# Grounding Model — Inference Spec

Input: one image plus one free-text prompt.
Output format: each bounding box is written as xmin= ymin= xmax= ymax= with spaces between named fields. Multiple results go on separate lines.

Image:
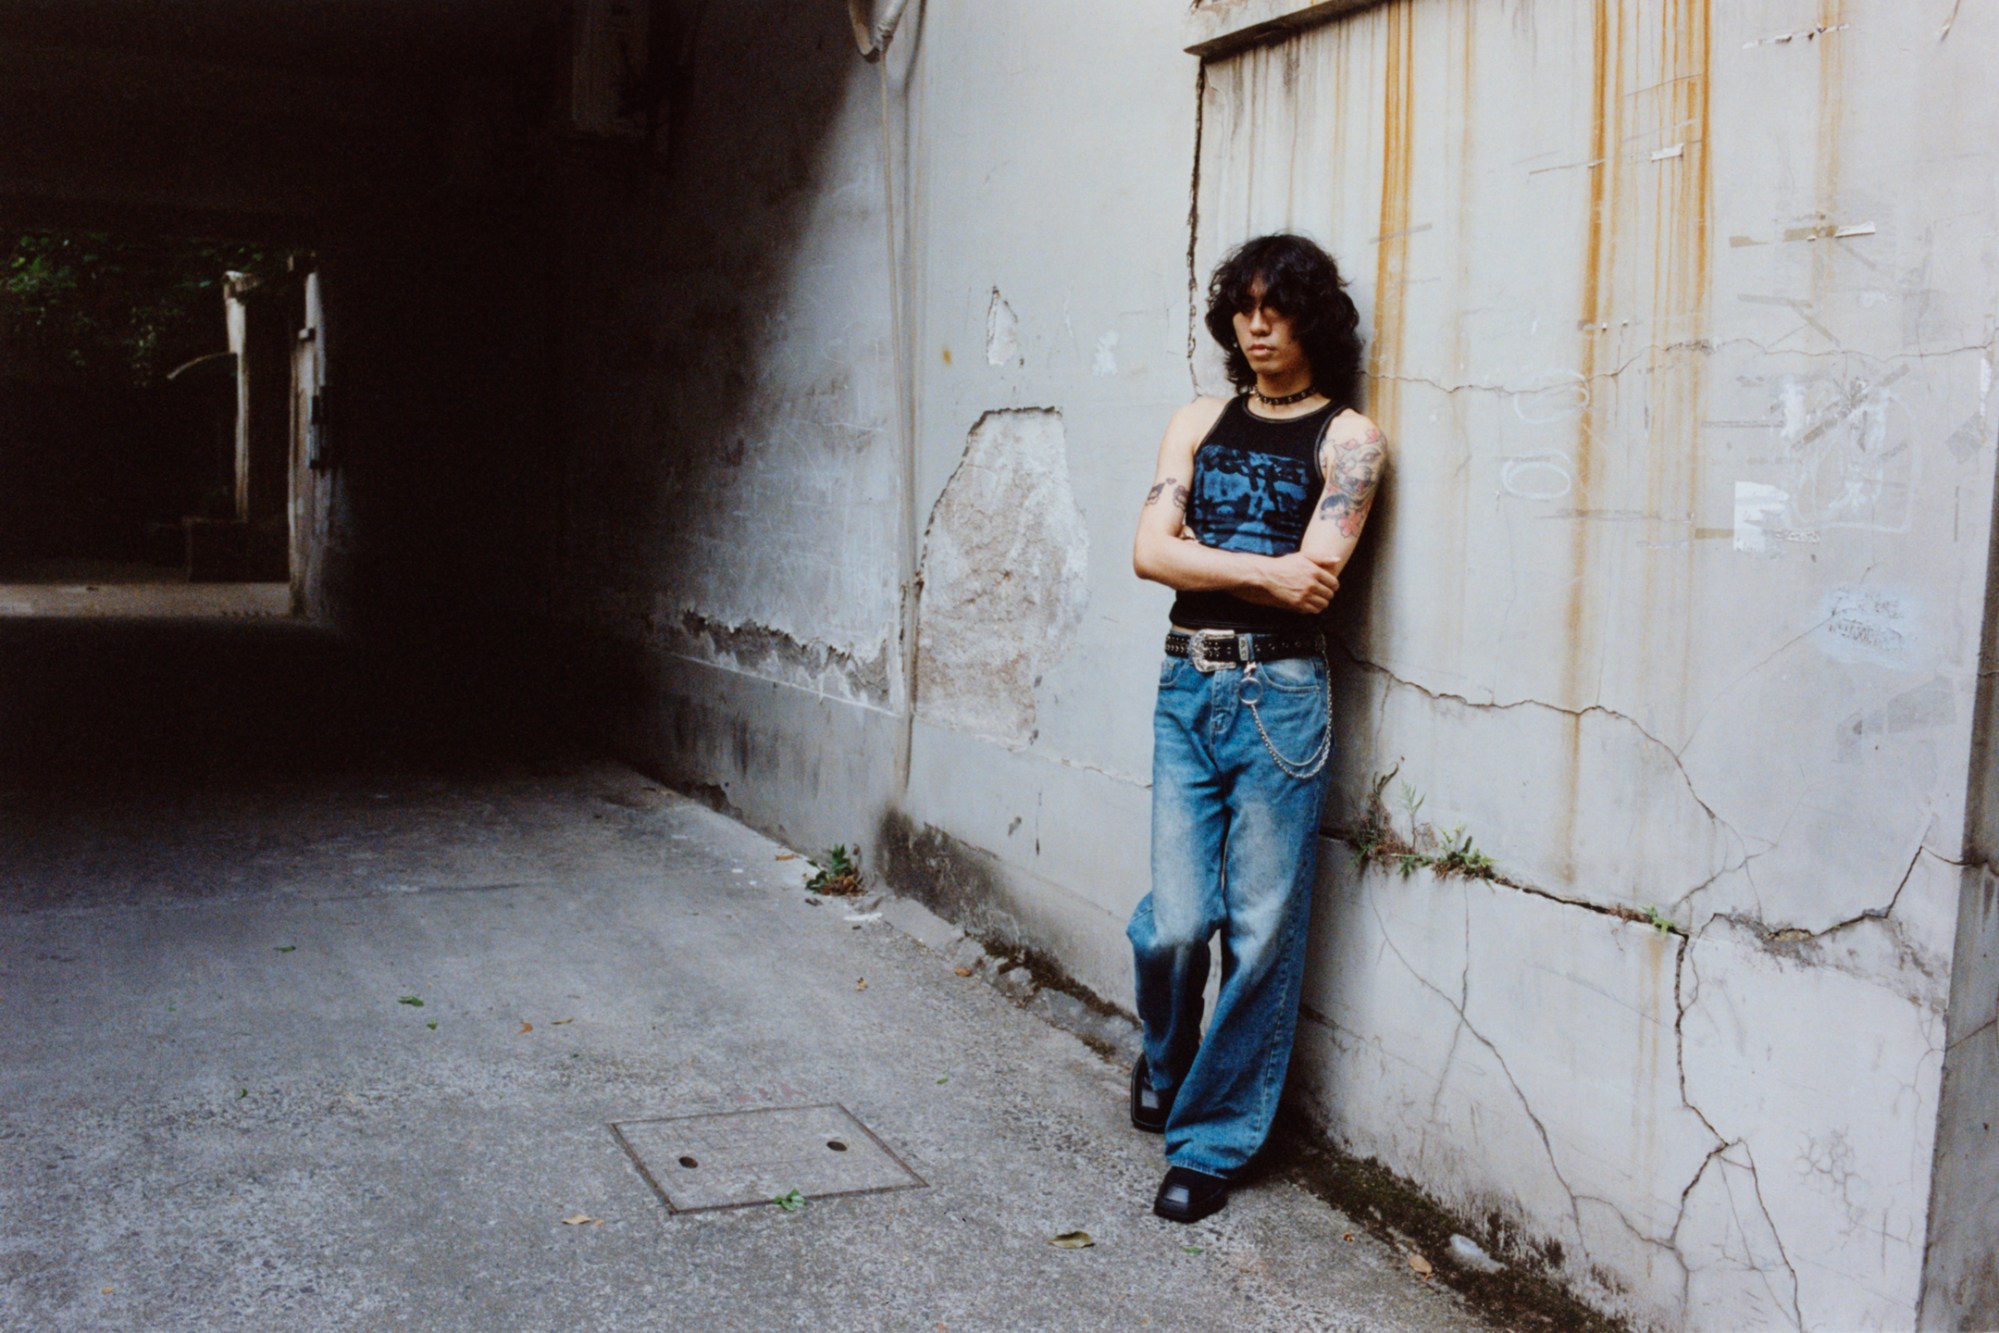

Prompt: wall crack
xmin=1341 ymin=643 xmax=1754 ymax=887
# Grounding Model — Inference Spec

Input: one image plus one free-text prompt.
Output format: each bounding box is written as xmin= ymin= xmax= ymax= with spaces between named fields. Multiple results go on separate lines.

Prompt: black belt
xmin=1165 ymin=628 xmax=1324 ymax=672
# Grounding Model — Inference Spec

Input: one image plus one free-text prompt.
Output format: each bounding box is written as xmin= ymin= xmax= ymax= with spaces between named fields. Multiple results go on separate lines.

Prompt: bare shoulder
xmin=1326 ymin=407 xmax=1388 ymax=452
xmin=1168 ymin=395 xmax=1230 ymax=441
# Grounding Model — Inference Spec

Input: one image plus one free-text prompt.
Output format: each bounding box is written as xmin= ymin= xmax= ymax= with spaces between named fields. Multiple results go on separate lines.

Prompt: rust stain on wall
xmin=1557 ymin=2 xmax=1627 ymax=873
xmin=1811 ymin=0 xmax=1847 ymax=305
xmin=1641 ymin=0 xmax=1714 ymax=745
xmin=1366 ymin=0 xmax=1415 ymax=432
xmin=1435 ymin=0 xmax=1478 ymax=659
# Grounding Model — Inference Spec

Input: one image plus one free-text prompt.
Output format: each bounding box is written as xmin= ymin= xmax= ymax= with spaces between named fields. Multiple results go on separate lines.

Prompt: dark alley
xmin=3 ymin=1 xmax=1998 ymax=1329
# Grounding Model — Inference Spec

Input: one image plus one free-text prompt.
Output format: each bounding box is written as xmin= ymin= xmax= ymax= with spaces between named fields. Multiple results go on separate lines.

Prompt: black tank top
xmin=1169 ymin=396 xmax=1340 ymax=634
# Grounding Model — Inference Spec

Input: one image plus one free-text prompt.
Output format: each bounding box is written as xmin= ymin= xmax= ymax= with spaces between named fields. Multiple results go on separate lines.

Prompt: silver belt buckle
xmin=1187 ymin=629 xmax=1235 ymax=673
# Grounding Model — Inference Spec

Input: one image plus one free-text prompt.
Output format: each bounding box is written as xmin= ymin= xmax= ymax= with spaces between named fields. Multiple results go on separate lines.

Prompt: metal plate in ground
xmin=612 ymin=1103 xmax=925 ymax=1213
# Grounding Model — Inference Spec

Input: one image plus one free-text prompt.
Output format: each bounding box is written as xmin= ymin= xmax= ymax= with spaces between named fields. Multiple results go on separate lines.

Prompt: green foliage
xmin=1347 ymin=772 xmax=1501 ymax=884
xmin=1433 ymin=826 xmax=1496 ymax=881
xmin=772 ymin=1188 xmax=806 ymax=1212
xmin=2 ymin=228 xmax=288 ymax=385
xmin=1644 ymin=904 xmax=1676 ymax=935
xmin=1348 ymin=769 xmax=1399 ymax=870
xmin=1396 ymin=780 xmax=1425 ymax=840
xmin=805 ymin=844 xmax=864 ymax=896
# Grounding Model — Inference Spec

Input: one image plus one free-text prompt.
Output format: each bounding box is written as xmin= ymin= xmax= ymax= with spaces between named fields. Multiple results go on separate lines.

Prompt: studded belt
xmin=1165 ymin=628 xmax=1325 ymax=673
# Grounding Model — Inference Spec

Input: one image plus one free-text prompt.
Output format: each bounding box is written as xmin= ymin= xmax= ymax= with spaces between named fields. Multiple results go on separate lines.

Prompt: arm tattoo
xmin=1145 ymin=477 xmax=1190 ymax=510
xmin=1317 ymin=426 xmax=1385 ymax=538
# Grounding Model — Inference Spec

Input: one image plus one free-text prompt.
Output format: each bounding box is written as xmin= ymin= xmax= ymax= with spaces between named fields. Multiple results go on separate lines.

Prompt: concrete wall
xmin=552 ymin=1 xmax=1998 ymax=1326
xmin=552 ymin=0 xmax=908 ymax=844
xmin=1192 ymin=4 xmax=1996 ymax=1327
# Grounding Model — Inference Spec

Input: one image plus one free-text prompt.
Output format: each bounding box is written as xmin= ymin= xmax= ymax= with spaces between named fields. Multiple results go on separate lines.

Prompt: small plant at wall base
xmin=1342 ymin=771 xmax=1498 ymax=884
xmin=805 ymin=845 xmax=864 ymax=896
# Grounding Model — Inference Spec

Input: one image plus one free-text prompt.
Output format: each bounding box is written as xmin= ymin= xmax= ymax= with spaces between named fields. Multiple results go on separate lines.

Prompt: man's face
xmin=1231 ymin=279 xmax=1306 ymax=382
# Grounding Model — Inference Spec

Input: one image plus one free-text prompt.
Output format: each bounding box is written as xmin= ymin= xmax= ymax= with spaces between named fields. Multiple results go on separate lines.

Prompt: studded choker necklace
xmin=1250 ymin=384 xmax=1317 ymax=408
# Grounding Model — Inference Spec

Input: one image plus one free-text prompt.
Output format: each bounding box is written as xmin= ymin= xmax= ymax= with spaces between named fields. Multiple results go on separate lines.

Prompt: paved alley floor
xmin=0 ymin=757 xmax=1484 ymax=1332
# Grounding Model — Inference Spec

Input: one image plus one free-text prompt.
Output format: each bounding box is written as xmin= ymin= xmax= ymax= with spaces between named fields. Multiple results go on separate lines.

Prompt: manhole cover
xmin=612 ymin=1103 xmax=925 ymax=1214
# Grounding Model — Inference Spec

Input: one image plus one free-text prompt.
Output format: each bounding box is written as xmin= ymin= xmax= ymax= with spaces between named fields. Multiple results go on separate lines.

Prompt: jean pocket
xmin=1256 ymin=655 xmax=1325 ymax=693
xmin=1159 ymin=655 xmax=1179 ymax=686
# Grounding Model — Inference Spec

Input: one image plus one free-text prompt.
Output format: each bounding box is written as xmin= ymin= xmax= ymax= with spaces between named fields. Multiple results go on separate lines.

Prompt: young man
xmin=1128 ymin=233 xmax=1386 ymax=1223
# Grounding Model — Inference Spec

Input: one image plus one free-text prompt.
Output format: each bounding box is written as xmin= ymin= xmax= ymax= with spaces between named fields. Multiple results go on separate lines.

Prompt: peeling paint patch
xmin=1835 ymin=678 xmax=1956 ymax=762
xmin=1944 ymin=412 xmax=1992 ymax=464
xmin=1731 ymin=481 xmax=1816 ymax=554
xmin=985 ymin=288 xmax=1020 ymax=366
xmin=914 ymin=408 xmax=1088 ymax=744
xmin=1742 ymin=22 xmax=1850 ymax=48
xmin=1091 ymin=331 xmax=1119 ymax=377
xmin=665 ymin=611 xmax=891 ymax=705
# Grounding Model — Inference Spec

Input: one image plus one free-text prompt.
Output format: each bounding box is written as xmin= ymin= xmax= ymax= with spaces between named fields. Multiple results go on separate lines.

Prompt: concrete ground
xmin=0 ymin=753 xmax=1485 ymax=1332
xmin=0 ymin=561 xmax=290 ymax=618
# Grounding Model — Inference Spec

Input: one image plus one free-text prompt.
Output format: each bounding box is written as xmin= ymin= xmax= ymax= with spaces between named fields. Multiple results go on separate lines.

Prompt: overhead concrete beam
xmin=1182 ymin=0 xmax=1381 ymax=59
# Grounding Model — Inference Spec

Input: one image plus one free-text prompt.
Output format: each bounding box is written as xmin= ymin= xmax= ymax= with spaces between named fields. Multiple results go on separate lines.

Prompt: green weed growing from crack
xmin=1345 ymin=770 xmax=1497 ymax=884
xmin=804 ymin=845 xmax=864 ymax=897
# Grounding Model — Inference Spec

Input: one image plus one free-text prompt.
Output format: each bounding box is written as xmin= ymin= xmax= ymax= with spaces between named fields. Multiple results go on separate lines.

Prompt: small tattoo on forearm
xmin=1145 ymin=478 xmax=1190 ymax=510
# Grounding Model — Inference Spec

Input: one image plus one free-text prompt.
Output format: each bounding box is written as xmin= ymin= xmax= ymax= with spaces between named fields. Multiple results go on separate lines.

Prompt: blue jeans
xmin=1127 ymin=649 xmax=1334 ymax=1176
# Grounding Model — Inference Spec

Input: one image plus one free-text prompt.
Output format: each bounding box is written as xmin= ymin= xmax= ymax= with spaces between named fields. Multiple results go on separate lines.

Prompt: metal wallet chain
xmin=1240 ymin=657 xmax=1333 ymax=779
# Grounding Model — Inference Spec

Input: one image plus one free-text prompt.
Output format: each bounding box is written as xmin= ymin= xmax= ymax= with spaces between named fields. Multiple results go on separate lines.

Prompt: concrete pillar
xmin=222 ymin=271 xmax=296 ymax=580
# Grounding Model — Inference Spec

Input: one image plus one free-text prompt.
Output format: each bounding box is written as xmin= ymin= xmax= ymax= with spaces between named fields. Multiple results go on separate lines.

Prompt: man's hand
xmin=1257 ymin=552 xmax=1340 ymax=613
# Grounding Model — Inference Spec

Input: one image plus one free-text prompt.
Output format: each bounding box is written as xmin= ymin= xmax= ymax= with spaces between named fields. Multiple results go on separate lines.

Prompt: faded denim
xmin=1127 ymin=650 xmax=1333 ymax=1177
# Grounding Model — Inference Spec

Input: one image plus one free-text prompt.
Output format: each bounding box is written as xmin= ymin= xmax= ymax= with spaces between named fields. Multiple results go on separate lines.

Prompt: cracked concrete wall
xmin=548 ymin=2 xmax=906 ymax=841
xmin=1191 ymin=2 xmax=1999 ymax=1328
xmin=545 ymin=1 xmax=1999 ymax=1326
xmin=1922 ymin=452 xmax=1999 ymax=1326
xmin=914 ymin=408 xmax=1090 ymax=745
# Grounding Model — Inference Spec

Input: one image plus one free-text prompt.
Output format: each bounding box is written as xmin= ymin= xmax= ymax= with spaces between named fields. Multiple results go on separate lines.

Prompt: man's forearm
xmin=1134 ymin=535 xmax=1274 ymax=598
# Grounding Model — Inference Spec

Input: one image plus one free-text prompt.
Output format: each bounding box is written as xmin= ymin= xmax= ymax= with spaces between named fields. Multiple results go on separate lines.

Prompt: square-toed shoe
xmin=1152 ymin=1165 xmax=1229 ymax=1223
xmin=1129 ymin=1055 xmax=1172 ymax=1133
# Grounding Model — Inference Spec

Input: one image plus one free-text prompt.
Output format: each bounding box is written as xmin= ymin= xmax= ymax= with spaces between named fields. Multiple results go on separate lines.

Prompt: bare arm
xmin=1296 ymin=410 xmax=1388 ymax=575
xmin=1132 ymin=399 xmax=1342 ymax=612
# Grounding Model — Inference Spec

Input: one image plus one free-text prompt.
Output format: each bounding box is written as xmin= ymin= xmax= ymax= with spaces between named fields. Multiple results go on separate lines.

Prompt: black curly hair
xmin=1204 ymin=233 xmax=1364 ymax=408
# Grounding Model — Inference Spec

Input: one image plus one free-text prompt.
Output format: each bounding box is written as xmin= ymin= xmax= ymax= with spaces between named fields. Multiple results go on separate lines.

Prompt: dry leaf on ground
xmin=1050 ymin=1230 xmax=1095 ymax=1248
xmin=855 ymin=978 xmax=868 ymax=991
xmin=561 ymin=1213 xmax=600 ymax=1226
xmin=518 ymin=1021 xmax=534 ymax=1034
xmin=953 ymin=967 xmax=973 ymax=977
xmin=1406 ymin=1251 xmax=1434 ymax=1277
xmin=551 ymin=1018 xmax=573 ymax=1026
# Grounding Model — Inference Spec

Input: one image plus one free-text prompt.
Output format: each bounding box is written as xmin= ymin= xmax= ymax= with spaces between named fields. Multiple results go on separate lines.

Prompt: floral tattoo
xmin=1317 ymin=426 xmax=1385 ymax=538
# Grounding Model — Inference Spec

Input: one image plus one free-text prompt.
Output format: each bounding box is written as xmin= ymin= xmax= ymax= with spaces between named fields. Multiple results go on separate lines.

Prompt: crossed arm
xmin=1131 ymin=397 xmax=1387 ymax=614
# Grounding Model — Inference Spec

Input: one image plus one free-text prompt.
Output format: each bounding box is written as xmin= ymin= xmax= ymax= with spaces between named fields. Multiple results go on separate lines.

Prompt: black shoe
xmin=1152 ymin=1165 xmax=1229 ymax=1223
xmin=1129 ymin=1055 xmax=1172 ymax=1133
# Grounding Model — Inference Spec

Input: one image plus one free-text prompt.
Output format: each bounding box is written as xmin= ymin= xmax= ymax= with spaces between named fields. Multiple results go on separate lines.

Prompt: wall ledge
xmin=1183 ymin=0 xmax=1380 ymax=59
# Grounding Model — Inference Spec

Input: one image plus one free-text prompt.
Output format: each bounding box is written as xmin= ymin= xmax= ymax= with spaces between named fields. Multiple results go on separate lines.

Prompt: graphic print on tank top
xmin=1170 ymin=397 xmax=1335 ymax=633
xmin=1187 ymin=440 xmax=1316 ymax=556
